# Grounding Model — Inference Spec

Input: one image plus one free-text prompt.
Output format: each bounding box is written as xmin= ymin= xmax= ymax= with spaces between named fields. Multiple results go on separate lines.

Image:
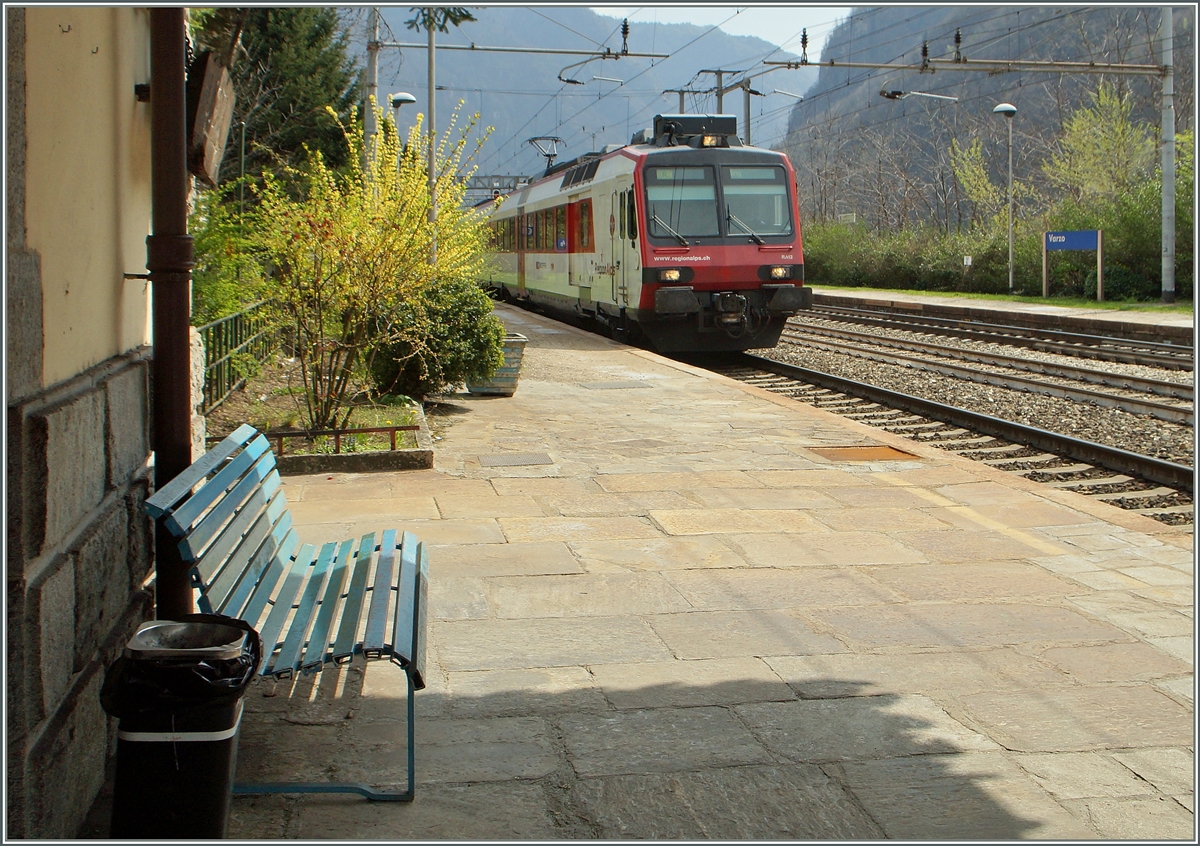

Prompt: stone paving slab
xmin=727 ymin=530 xmax=928 ymax=567
xmin=569 ymin=764 xmax=885 ymax=839
xmin=232 ymin=303 xmax=1193 ymax=841
xmin=486 ymin=572 xmax=693 ymax=618
xmin=568 ymin=535 xmax=746 ymax=572
xmin=832 ymin=752 xmax=1098 ymax=839
xmin=646 ymin=609 xmax=848 ymax=659
xmin=433 ymin=616 xmax=673 ymax=671
xmin=736 ymin=693 xmax=999 ymax=763
xmin=560 ymin=706 xmax=773 ymax=776
xmin=956 ymin=686 xmax=1194 ymax=752
xmin=588 ymin=657 xmax=796 ymax=709
xmin=806 ymin=601 xmax=1132 ymax=650
xmin=764 ymin=648 xmax=1071 ymax=700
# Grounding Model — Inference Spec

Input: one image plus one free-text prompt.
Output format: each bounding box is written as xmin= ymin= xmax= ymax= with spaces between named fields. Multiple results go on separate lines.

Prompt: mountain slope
xmin=363 ymin=6 xmax=816 ymax=180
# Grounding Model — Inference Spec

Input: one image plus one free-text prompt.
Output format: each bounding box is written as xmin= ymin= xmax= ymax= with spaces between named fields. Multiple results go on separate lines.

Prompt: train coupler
xmin=713 ymin=292 xmax=749 ymax=329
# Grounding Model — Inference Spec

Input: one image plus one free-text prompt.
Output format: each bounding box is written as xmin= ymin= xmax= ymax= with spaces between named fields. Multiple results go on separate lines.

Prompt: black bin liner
xmin=101 ymin=614 xmax=262 ymax=839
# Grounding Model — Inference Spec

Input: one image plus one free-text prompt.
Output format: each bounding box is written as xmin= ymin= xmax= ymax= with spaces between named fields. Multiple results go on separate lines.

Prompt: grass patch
xmin=206 ymin=357 xmax=423 ymax=453
xmin=809 ymin=284 xmax=1194 ymax=315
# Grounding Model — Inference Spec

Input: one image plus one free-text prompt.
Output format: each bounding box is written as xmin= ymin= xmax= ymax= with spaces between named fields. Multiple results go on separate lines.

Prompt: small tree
xmin=253 ymin=101 xmax=493 ymax=429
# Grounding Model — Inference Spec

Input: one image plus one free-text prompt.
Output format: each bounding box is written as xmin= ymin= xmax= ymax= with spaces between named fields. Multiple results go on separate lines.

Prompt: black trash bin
xmin=101 ymin=613 xmax=261 ymax=839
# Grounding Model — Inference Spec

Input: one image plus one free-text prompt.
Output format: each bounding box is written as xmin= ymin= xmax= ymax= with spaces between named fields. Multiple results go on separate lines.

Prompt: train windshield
xmin=721 ymin=166 xmax=793 ymax=236
xmin=645 ymin=166 xmax=720 ymax=238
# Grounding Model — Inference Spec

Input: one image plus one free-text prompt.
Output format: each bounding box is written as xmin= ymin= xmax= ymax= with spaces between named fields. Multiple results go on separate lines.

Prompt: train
xmin=482 ymin=114 xmax=811 ymax=352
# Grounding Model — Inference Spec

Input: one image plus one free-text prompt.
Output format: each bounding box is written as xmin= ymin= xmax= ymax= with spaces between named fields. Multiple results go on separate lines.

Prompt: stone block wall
xmin=6 ymin=349 xmax=155 ymax=838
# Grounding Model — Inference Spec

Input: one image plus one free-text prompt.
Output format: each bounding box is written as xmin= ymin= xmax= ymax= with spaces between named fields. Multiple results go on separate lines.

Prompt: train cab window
xmin=720 ymin=166 xmax=793 ymax=236
xmin=645 ymin=166 xmax=719 ymax=238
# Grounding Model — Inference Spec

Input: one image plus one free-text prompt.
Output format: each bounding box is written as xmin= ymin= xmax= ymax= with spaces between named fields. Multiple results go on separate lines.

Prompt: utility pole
xmin=428 ymin=20 xmax=436 ymax=263
xmin=365 ymin=7 xmax=379 ymax=145
xmin=1161 ymin=7 xmax=1175 ymax=303
xmin=663 ymin=88 xmax=693 ymax=112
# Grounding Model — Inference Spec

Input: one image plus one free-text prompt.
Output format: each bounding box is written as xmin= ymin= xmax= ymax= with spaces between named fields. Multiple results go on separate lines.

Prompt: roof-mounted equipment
xmin=647 ymin=114 xmax=740 ymax=148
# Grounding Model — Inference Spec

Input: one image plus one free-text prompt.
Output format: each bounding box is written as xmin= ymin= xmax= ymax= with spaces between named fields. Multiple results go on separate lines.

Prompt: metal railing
xmin=206 ymin=425 xmax=420 ymax=454
xmin=198 ymin=300 xmax=276 ymax=414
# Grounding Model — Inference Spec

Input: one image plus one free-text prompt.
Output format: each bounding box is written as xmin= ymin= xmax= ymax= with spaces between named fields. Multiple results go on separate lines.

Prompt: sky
xmin=590 ymin=5 xmax=852 ymax=56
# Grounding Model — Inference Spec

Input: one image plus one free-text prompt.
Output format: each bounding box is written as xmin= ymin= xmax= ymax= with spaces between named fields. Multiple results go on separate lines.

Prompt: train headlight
xmin=700 ymin=135 xmax=720 ymax=147
xmin=658 ymin=268 xmax=683 ymax=282
xmin=769 ymin=265 xmax=793 ymax=280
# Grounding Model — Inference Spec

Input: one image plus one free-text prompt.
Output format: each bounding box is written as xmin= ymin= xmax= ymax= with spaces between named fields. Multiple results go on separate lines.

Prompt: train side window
xmin=555 ymin=205 xmax=567 ymax=252
xmin=579 ymin=199 xmax=591 ymax=250
xmin=627 ymin=190 xmax=637 ymax=242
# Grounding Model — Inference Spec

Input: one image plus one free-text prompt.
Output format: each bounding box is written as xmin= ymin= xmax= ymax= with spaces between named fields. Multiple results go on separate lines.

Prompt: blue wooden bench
xmin=143 ymin=423 xmax=428 ymax=802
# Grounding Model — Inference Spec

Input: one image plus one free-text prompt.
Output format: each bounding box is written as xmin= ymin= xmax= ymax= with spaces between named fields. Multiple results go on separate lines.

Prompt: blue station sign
xmin=1045 ymin=230 xmax=1099 ymax=251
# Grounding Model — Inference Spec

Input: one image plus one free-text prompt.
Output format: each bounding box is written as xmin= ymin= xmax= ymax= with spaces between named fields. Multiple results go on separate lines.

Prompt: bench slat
xmin=235 ymin=525 xmax=298 ymax=625
xmin=145 ymin=423 xmax=258 ymax=518
xmin=332 ymin=533 xmax=376 ymax=663
xmin=166 ymin=434 xmax=271 ymax=535
xmin=178 ymin=451 xmax=276 ymax=561
xmin=301 ymin=538 xmax=355 ymax=673
xmin=272 ymin=541 xmax=337 ymax=677
xmin=257 ymin=543 xmax=316 ymax=666
xmin=184 ymin=472 xmax=281 ymax=586
xmin=390 ymin=533 xmax=427 ymax=690
xmin=391 ymin=532 xmax=418 ymax=666
xmin=362 ymin=529 xmax=398 ymax=658
xmin=204 ymin=492 xmax=289 ymax=615
xmin=411 ymin=542 xmax=428 ymax=689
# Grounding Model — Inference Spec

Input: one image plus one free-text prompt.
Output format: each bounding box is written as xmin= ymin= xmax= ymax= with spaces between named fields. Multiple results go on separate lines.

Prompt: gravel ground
xmin=766 ymin=316 xmax=1195 ymax=467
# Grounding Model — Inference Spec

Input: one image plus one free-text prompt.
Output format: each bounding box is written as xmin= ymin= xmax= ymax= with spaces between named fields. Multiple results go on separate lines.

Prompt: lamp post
xmin=993 ymin=102 xmax=1017 ymax=294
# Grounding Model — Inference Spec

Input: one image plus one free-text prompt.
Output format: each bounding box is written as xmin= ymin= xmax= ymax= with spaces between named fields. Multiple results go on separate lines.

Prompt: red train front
xmin=486 ymin=114 xmax=812 ymax=352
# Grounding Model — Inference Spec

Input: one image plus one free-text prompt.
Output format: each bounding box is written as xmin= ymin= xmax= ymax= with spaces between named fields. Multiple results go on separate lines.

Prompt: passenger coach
xmin=484 ymin=114 xmax=811 ymax=352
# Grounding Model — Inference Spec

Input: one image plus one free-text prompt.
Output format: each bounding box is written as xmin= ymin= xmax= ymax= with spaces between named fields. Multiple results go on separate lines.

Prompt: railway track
xmin=778 ymin=325 xmax=1194 ymax=425
xmin=809 ymin=303 xmax=1195 ymax=370
xmin=708 ymin=353 xmax=1194 ymax=526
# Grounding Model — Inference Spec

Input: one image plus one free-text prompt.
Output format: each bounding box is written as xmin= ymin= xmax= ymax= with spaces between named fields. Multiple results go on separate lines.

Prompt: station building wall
xmin=6 ymin=7 xmax=157 ymax=837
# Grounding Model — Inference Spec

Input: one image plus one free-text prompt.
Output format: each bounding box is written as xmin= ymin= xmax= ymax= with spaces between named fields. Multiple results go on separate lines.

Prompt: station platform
xmin=229 ymin=302 xmax=1193 ymax=840
xmin=811 ymin=286 xmax=1194 ymax=344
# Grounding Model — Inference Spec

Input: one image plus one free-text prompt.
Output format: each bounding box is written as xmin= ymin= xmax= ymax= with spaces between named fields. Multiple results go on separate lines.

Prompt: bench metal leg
xmin=234 ymin=672 xmax=416 ymax=802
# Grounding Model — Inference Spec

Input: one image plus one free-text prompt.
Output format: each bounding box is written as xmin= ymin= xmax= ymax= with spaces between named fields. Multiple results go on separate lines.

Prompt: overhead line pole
xmin=1160 ymin=7 xmax=1175 ymax=304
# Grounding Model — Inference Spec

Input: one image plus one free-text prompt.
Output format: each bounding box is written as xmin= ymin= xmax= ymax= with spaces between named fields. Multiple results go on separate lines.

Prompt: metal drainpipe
xmin=148 ymin=8 xmax=196 ymax=619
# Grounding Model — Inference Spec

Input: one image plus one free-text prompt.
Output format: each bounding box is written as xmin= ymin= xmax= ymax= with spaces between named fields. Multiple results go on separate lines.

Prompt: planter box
xmin=274 ymin=405 xmax=435 ymax=475
xmin=467 ymin=333 xmax=528 ymax=397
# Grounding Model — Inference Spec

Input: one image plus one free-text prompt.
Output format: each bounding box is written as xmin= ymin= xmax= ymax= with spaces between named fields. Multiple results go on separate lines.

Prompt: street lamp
xmin=879 ymin=89 xmax=959 ymax=102
xmin=390 ymin=91 xmax=416 ymax=125
xmin=993 ymin=102 xmax=1017 ymax=294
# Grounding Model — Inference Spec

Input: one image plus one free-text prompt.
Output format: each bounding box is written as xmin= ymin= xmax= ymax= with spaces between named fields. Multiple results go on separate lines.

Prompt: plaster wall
xmin=24 ymin=6 xmax=153 ymax=387
xmin=7 ymin=7 xmax=156 ymax=837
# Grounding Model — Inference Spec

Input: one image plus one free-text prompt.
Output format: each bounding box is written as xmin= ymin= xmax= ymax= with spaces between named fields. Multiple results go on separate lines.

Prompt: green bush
xmin=370 ymin=276 xmax=505 ymax=401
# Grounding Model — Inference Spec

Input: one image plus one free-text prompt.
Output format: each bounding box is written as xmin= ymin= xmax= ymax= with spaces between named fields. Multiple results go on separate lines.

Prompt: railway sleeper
xmin=975 ymin=452 xmax=1063 ymax=465
xmin=1032 ymin=466 xmax=1118 ymax=484
xmin=883 ymin=420 xmax=945 ymax=434
xmin=1090 ymin=486 xmax=1182 ymax=502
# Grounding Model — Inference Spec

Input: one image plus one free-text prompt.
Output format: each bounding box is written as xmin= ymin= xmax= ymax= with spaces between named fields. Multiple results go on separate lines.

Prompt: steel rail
xmin=810 ymin=306 xmax=1194 ymax=369
xmin=739 ymin=353 xmax=1195 ymax=492
xmin=782 ymin=324 xmax=1193 ymax=400
xmin=777 ymin=333 xmax=1193 ymax=425
xmin=813 ymin=304 xmax=1193 ymax=355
